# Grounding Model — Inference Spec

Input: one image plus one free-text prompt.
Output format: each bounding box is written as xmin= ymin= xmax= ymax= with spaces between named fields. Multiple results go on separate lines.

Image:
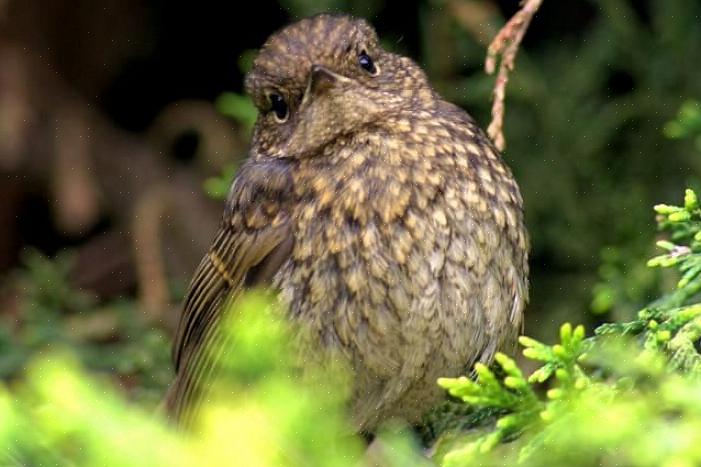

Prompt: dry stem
xmin=485 ymin=0 xmax=543 ymax=151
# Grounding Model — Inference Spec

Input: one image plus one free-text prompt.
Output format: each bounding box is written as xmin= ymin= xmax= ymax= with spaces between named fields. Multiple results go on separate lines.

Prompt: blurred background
xmin=0 ymin=0 xmax=699 ymax=405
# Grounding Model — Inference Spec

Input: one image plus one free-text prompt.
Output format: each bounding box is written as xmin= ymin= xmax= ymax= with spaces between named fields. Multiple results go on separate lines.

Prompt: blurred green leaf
xmin=215 ymin=92 xmax=258 ymax=129
xmin=203 ymin=164 xmax=237 ymax=200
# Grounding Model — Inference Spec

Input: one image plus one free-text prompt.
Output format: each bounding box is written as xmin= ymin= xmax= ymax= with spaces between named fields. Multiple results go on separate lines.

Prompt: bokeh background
xmin=0 ymin=0 xmax=699 ymax=404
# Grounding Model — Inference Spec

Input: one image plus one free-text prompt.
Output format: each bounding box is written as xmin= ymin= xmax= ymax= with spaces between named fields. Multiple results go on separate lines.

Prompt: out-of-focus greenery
xmin=590 ymin=98 xmax=701 ymax=323
xmin=203 ymin=163 xmax=238 ymax=199
xmin=0 ymin=293 xmax=431 ymax=466
xmin=215 ymin=92 xmax=257 ymax=130
xmin=664 ymin=100 xmax=701 ymax=147
xmin=0 ymin=250 xmax=172 ymax=407
xmin=204 ymin=51 xmax=257 ymax=200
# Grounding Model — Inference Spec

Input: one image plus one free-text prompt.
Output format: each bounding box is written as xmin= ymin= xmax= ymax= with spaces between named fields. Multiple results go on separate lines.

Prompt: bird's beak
xmin=309 ymin=64 xmax=343 ymax=95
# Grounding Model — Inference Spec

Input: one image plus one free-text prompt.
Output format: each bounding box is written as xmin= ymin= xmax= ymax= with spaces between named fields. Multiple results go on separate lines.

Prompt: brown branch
xmin=485 ymin=0 xmax=543 ymax=151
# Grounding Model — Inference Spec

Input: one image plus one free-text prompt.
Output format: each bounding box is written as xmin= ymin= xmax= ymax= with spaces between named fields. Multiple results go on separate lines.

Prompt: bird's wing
xmin=166 ymin=158 xmax=294 ymax=421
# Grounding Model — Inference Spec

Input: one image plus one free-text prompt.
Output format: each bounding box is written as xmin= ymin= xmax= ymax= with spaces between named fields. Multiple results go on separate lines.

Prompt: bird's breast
xmin=274 ymin=119 xmax=528 ymax=372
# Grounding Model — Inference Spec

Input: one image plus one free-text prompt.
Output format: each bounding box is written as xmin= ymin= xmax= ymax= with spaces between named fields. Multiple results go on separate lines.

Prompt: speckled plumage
xmin=166 ymin=14 xmax=529 ymax=431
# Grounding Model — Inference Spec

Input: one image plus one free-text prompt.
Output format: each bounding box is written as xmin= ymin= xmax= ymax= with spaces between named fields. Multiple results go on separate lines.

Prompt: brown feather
xmin=166 ymin=158 xmax=293 ymax=421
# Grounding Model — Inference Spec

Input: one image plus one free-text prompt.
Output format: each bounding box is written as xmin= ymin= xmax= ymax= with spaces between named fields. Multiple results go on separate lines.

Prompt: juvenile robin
xmin=166 ymin=13 xmax=529 ymax=431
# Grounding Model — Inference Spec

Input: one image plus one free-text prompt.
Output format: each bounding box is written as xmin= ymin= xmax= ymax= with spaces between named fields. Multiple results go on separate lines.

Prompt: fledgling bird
xmin=166 ymin=13 xmax=529 ymax=431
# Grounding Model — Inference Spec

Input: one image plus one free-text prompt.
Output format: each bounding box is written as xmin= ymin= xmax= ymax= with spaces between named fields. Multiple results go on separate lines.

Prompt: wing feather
xmin=165 ymin=158 xmax=294 ymax=422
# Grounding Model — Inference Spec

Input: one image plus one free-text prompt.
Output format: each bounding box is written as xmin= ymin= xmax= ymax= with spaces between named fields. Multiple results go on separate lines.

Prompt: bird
xmin=165 ymin=13 xmax=529 ymax=432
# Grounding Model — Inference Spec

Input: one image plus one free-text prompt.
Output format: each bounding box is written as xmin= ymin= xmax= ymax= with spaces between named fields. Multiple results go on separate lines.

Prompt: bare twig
xmin=485 ymin=0 xmax=543 ymax=151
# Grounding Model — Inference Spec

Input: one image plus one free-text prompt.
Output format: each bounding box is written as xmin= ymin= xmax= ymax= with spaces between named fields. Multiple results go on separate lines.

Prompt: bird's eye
xmin=358 ymin=51 xmax=378 ymax=76
xmin=269 ymin=93 xmax=288 ymax=122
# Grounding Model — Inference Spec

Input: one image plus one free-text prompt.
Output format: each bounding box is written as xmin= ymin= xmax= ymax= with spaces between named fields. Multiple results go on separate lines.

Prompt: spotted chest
xmin=273 ymin=109 xmax=528 ymax=380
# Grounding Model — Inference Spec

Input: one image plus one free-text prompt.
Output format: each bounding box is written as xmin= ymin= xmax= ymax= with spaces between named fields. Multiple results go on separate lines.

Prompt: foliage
xmin=0 ymin=250 xmax=172 ymax=406
xmin=203 ymin=163 xmax=237 ymax=200
xmin=437 ymin=188 xmax=701 ymax=466
xmin=589 ymin=244 xmax=659 ymax=320
xmin=0 ymin=293 xmax=434 ymax=466
xmin=215 ymin=92 xmax=258 ymax=130
xmin=590 ymin=97 xmax=701 ymax=322
xmin=664 ymin=100 xmax=701 ymax=149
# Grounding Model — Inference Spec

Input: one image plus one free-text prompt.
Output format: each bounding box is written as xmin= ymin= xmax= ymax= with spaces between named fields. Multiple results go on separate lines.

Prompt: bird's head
xmin=244 ymin=14 xmax=433 ymax=158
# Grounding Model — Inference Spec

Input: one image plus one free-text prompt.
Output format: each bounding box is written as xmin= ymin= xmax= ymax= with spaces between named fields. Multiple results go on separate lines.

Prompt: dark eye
xmin=269 ymin=93 xmax=288 ymax=121
xmin=358 ymin=51 xmax=378 ymax=75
